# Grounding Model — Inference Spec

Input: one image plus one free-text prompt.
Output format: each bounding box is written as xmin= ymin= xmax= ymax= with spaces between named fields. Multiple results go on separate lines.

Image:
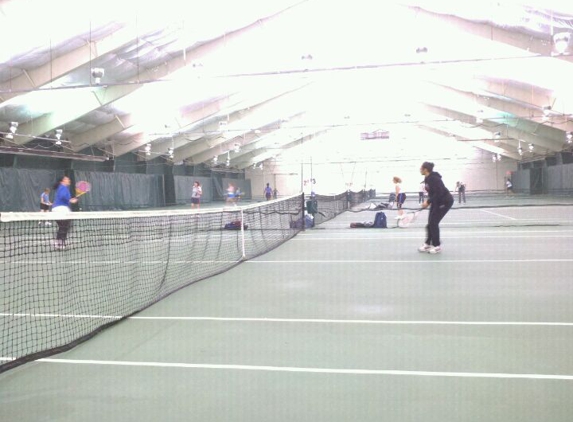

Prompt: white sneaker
xmin=45 ymin=222 xmax=52 ymax=227
xmin=394 ymin=215 xmax=404 ymax=220
xmin=428 ymin=246 xmax=442 ymax=254
xmin=418 ymin=244 xmax=431 ymax=252
xmin=52 ymin=240 xmax=65 ymax=250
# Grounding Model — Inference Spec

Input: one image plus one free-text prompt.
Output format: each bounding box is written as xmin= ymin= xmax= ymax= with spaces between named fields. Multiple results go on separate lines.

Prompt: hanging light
xmin=167 ymin=147 xmax=174 ymax=158
xmin=54 ymin=129 xmax=63 ymax=145
xmin=213 ymin=155 xmax=218 ymax=163
xmin=566 ymin=132 xmax=572 ymax=143
xmin=553 ymin=32 xmax=571 ymax=55
xmin=528 ymin=143 xmax=534 ymax=152
xmin=542 ymin=106 xmax=552 ymax=122
xmin=144 ymin=144 xmax=151 ymax=152
xmin=233 ymin=143 xmax=240 ymax=153
xmin=5 ymin=122 xmax=18 ymax=140
xmin=91 ymin=67 xmax=105 ymax=85
xmin=493 ymin=131 xmax=501 ymax=142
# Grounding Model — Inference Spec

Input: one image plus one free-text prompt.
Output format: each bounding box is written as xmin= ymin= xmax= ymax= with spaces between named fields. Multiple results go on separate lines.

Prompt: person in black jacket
xmin=418 ymin=162 xmax=453 ymax=254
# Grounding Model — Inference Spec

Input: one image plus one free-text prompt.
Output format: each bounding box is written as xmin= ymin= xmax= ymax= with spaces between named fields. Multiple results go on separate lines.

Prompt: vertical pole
xmin=301 ymin=192 xmax=306 ymax=232
xmin=240 ymin=208 xmax=246 ymax=259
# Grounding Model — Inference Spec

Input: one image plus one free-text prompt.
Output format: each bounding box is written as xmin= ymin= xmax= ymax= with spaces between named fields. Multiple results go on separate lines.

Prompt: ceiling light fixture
xmin=542 ymin=106 xmax=552 ymax=121
xmin=493 ymin=131 xmax=501 ymax=142
xmin=91 ymin=67 xmax=105 ymax=85
xmin=5 ymin=122 xmax=18 ymax=140
xmin=54 ymin=129 xmax=63 ymax=146
xmin=553 ymin=32 xmax=571 ymax=55
xmin=566 ymin=132 xmax=573 ymax=143
xmin=528 ymin=143 xmax=534 ymax=152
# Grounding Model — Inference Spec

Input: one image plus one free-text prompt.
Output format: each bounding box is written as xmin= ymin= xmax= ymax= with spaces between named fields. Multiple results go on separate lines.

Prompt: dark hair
xmin=194 ymin=181 xmax=200 ymax=186
xmin=421 ymin=161 xmax=434 ymax=172
xmin=52 ymin=175 xmax=66 ymax=190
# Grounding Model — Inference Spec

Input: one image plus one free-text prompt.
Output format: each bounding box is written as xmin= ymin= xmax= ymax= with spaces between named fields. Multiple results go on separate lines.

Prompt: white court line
xmin=0 ymin=260 xmax=239 ymax=265
xmin=0 ymin=313 xmax=121 ymax=319
xmin=479 ymin=209 xmax=517 ymax=220
xmin=298 ymin=229 xmax=573 ymax=236
xmin=2 ymin=313 xmax=573 ymax=327
xmin=291 ymin=235 xmax=573 ymax=240
xmin=247 ymin=259 xmax=573 ymax=264
xmin=2 ymin=258 xmax=572 ymax=265
xmin=2 ymin=357 xmax=572 ymax=380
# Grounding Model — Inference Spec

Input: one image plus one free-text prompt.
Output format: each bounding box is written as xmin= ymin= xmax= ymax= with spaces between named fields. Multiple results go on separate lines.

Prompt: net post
xmin=301 ymin=193 xmax=306 ymax=232
xmin=240 ymin=208 xmax=246 ymax=259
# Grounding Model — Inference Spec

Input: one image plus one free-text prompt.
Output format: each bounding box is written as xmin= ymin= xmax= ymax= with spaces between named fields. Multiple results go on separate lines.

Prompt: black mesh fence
xmin=0 ymin=194 xmax=303 ymax=372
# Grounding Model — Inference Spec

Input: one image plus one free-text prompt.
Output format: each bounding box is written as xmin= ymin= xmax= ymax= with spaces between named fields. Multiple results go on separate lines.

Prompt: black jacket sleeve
xmin=425 ymin=172 xmax=450 ymax=205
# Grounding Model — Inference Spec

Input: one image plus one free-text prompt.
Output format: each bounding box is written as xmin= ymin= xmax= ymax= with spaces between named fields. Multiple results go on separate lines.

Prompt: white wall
xmin=246 ymin=143 xmax=517 ymax=197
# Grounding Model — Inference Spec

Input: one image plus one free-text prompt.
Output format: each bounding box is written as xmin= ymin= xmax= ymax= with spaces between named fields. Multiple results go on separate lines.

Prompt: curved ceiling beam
xmin=10 ymin=5 xmax=298 ymax=146
xmin=234 ymin=130 xmax=328 ymax=169
xmin=421 ymin=104 xmax=566 ymax=153
xmin=416 ymin=123 xmax=521 ymax=161
xmin=173 ymin=87 xmax=311 ymax=162
xmin=407 ymin=5 xmax=573 ymax=63
xmin=0 ymin=26 xmax=140 ymax=101
xmin=71 ymin=93 xmax=240 ymax=152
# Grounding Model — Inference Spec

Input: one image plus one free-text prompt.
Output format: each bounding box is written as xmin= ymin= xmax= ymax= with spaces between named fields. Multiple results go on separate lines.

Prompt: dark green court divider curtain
xmin=544 ymin=166 xmax=562 ymax=194
xmin=511 ymin=169 xmax=530 ymax=194
xmin=563 ymin=164 xmax=573 ymax=191
xmin=0 ymin=168 xmax=59 ymax=211
xmin=219 ymin=177 xmax=252 ymax=200
xmin=73 ymin=171 xmax=164 ymax=210
xmin=173 ymin=176 xmax=212 ymax=204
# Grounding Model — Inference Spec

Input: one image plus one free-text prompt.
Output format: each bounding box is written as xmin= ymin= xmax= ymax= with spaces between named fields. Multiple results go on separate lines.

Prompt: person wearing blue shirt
xmin=51 ymin=176 xmax=77 ymax=250
xmin=264 ymin=183 xmax=272 ymax=201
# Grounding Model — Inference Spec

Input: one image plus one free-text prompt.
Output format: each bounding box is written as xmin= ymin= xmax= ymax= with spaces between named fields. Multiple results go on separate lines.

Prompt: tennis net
xmin=342 ymin=191 xmax=573 ymax=229
xmin=308 ymin=192 xmax=350 ymax=226
xmin=0 ymin=194 xmax=304 ymax=372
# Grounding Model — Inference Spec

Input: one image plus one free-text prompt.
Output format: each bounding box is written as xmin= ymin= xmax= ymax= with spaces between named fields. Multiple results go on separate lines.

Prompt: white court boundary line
xmin=2 ymin=313 xmax=573 ymax=327
xmin=247 ymin=259 xmax=573 ymax=264
xmin=479 ymin=209 xmax=517 ymax=220
xmin=0 ymin=357 xmax=571 ymax=380
xmin=2 ymin=258 xmax=573 ymax=265
xmin=292 ymin=235 xmax=573 ymax=240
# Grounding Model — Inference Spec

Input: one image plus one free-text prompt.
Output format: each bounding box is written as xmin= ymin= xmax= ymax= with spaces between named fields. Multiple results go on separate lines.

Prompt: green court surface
xmin=1 ymin=204 xmax=573 ymax=422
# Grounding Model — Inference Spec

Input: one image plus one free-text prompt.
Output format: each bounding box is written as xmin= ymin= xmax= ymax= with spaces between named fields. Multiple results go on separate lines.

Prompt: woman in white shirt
xmin=393 ymin=176 xmax=406 ymax=219
xmin=191 ymin=181 xmax=202 ymax=209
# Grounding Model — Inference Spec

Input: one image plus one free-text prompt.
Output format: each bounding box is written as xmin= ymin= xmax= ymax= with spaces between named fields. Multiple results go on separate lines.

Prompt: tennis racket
xmin=397 ymin=209 xmax=422 ymax=228
xmin=75 ymin=180 xmax=92 ymax=198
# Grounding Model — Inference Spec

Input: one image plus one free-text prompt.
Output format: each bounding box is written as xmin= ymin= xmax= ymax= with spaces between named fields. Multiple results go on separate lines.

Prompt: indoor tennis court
xmin=1 ymin=195 xmax=573 ymax=422
xmin=2 ymin=1 xmax=573 ymax=421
